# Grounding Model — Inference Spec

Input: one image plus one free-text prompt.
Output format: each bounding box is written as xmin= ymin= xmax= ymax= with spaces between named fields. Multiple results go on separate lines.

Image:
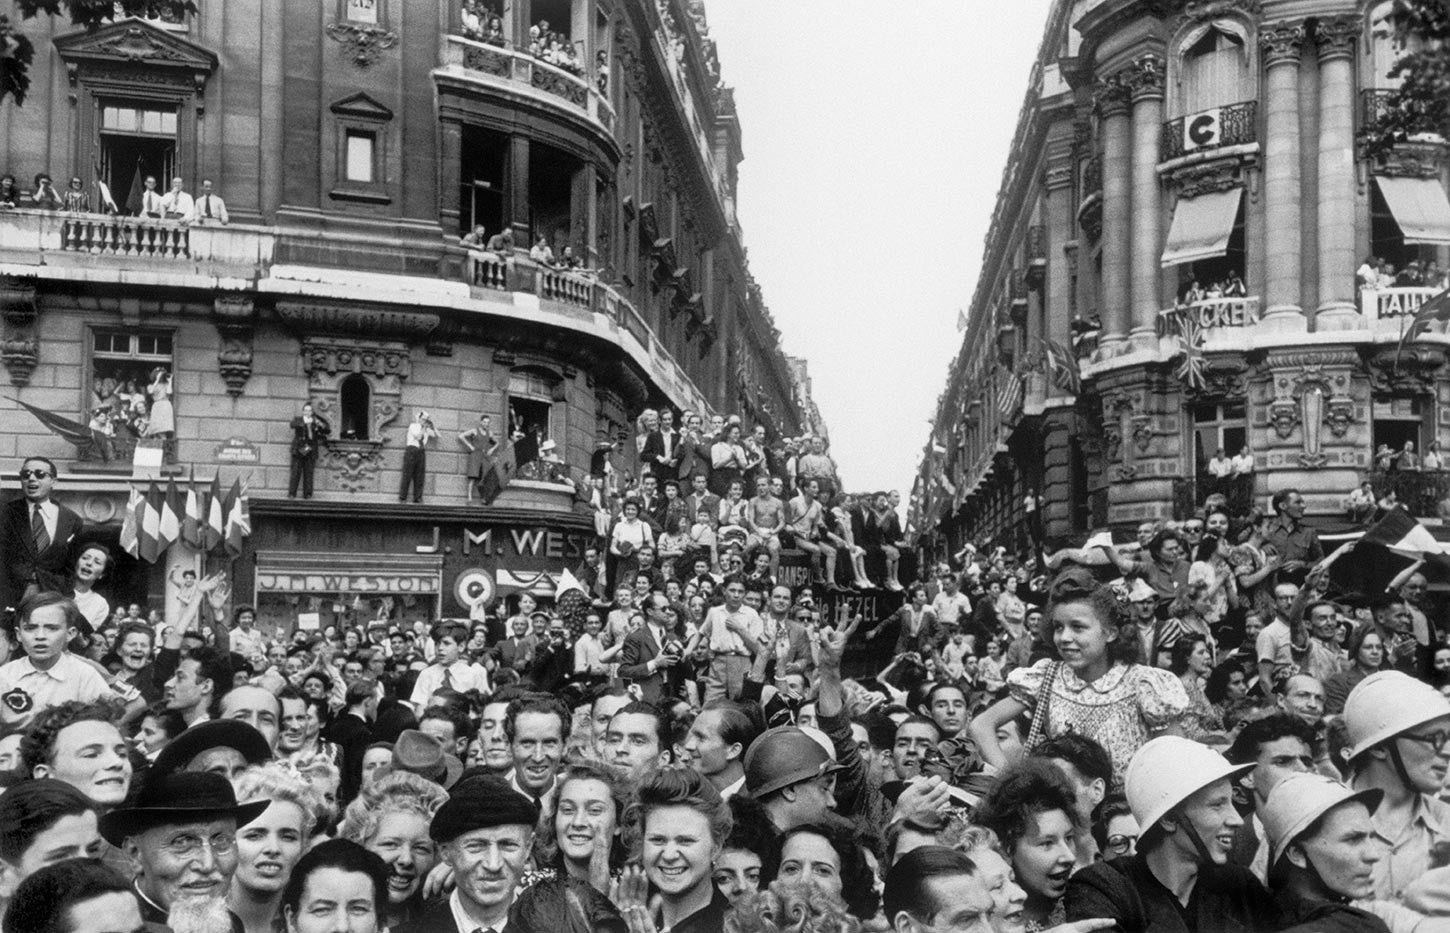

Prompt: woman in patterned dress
xmin=969 ymin=568 xmax=1191 ymax=791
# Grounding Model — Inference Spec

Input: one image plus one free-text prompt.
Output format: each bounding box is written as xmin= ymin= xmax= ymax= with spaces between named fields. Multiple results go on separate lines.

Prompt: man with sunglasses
xmin=1344 ymin=670 xmax=1450 ymax=904
xmin=1 ymin=457 xmax=84 ymax=614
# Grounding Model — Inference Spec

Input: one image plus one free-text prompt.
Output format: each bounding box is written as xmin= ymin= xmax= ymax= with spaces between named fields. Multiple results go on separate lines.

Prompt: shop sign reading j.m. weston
xmin=461 ymin=526 xmax=595 ymax=561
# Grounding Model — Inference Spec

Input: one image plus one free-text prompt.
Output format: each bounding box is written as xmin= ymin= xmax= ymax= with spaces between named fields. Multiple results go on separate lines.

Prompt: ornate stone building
xmin=911 ymin=0 xmax=1450 ymax=559
xmin=0 ymin=0 xmax=807 ymax=629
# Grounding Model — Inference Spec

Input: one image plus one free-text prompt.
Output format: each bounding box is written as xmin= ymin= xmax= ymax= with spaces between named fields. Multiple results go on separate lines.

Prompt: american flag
xmin=998 ymin=370 xmax=1025 ymax=419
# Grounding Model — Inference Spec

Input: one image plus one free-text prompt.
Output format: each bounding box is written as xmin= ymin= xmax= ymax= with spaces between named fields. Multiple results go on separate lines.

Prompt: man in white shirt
xmin=930 ymin=571 xmax=972 ymax=635
xmin=690 ymin=577 xmax=763 ymax=702
xmin=409 ymin=622 xmax=490 ymax=713
xmin=1208 ymin=447 xmax=1234 ymax=481
xmin=138 ymin=176 xmax=164 ymax=218
xmin=159 ymin=177 xmax=193 ymax=221
xmin=398 ymin=409 xmax=438 ymax=504
xmin=1256 ymin=582 xmax=1300 ymax=696
xmin=187 ymin=179 xmax=229 ymax=225
xmin=1232 ymin=445 xmax=1255 ymax=476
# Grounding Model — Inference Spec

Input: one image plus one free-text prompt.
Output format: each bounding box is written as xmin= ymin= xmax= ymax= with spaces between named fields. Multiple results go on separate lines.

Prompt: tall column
xmin=1044 ymin=161 xmax=1075 ymax=377
xmin=1316 ymin=16 xmax=1362 ymax=329
xmin=1096 ymin=75 xmax=1133 ymax=357
xmin=508 ymin=135 xmax=531 ymax=246
xmin=1127 ymin=55 xmax=1166 ymax=349
xmin=1260 ymin=21 xmax=1307 ymax=330
xmin=439 ymin=122 xmax=463 ymax=235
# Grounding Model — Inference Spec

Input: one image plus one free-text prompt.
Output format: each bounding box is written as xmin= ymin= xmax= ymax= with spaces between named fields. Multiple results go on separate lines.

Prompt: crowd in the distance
xmin=1359 ymin=255 xmax=1450 ymax=292
xmin=7 ymin=443 xmax=1450 ymax=933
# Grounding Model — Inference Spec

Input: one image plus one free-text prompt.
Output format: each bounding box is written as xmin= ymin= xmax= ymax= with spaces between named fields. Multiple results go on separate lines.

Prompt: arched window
xmin=1179 ymin=26 xmax=1249 ymax=115
xmin=339 ymin=373 xmax=371 ymax=440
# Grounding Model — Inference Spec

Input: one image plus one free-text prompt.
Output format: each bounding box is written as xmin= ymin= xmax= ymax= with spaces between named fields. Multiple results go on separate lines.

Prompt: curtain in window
xmin=1182 ymin=32 xmax=1247 ymax=115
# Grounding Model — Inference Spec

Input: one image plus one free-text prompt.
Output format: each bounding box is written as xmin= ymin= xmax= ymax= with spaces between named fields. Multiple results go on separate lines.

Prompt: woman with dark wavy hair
xmin=969 ymin=568 xmax=1190 ymax=789
xmin=760 ymin=818 xmax=879 ymax=922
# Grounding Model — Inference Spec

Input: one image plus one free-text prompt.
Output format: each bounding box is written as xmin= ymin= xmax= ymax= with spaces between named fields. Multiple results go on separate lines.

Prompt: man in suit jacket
xmin=288 ymin=404 xmax=331 ymax=499
xmin=672 ymin=413 xmax=713 ymax=485
xmin=324 ymin=679 xmax=376 ymax=806
xmin=1 ymin=457 xmax=83 ymax=613
xmin=684 ymin=472 xmax=722 ymax=530
xmin=639 ymin=408 xmax=678 ymax=478
xmin=394 ymin=775 xmax=538 ymax=933
xmin=616 ymin=591 xmax=680 ymax=703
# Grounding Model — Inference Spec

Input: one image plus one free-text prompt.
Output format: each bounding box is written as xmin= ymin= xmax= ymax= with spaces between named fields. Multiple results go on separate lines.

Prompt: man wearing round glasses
xmin=1343 ymin=671 xmax=1450 ymax=904
xmin=100 ymin=770 xmax=266 ymax=933
xmin=1 ymin=457 xmax=84 ymax=613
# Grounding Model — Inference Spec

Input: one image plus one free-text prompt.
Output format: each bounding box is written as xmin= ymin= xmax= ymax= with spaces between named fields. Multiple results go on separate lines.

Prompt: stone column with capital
xmin=1126 ymin=55 xmax=1166 ymax=350
xmin=1044 ymin=161 xmax=1075 ymax=367
xmin=1260 ymin=21 xmax=1307 ymax=331
xmin=1096 ymin=75 xmax=1133 ymax=357
xmin=1315 ymin=16 xmax=1362 ymax=330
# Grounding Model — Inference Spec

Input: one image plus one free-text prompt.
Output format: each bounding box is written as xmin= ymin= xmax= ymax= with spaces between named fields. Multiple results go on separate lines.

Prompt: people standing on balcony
xmin=530 ymin=234 xmax=555 ymax=266
xmin=458 ymin=413 xmax=498 ymax=504
xmin=1231 ymin=444 xmax=1255 ymax=477
xmin=1207 ymin=447 xmax=1234 ymax=495
xmin=1183 ymin=279 xmax=1207 ymax=305
xmin=1223 ymin=270 xmax=1247 ymax=298
xmin=1359 ymin=255 xmax=1382 ymax=292
xmin=61 ymin=177 xmax=88 ymax=213
xmin=398 ymin=410 xmax=438 ymax=504
xmin=29 ymin=174 xmax=61 ymax=211
xmin=1424 ymin=440 xmax=1444 ymax=471
xmin=1397 ymin=261 xmax=1425 ymax=288
xmin=142 ymin=367 xmax=173 ymax=440
xmin=188 ymin=180 xmax=229 ymax=225
xmin=1397 ymin=441 xmax=1420 ymax=472
xmin=159 ymin=177 xmax=193 ymax=221
xmin=288 ymin=403 xmax=331 ymax=500
xmin=0 ymin=174 xmax=18 ymax=209
xmin=484 ymin=227 xmax=513 ymax=253
xmin=1376 ymin=443 xmax=1396 ymax=472
xmin=139 ymin=176 xmax=163 ymax=219
xmin=1378 ymin=262 xmax=1399 ymax=290
xmin=1426 ymin=261 xmax=1447 ymax=290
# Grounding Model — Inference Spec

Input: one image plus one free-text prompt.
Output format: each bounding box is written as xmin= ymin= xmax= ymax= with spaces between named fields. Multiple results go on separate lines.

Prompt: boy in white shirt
xmin=408 ymin=621 xmax=490 ymax=713
xmin=0 ymin=593 xmax=110 ymax=729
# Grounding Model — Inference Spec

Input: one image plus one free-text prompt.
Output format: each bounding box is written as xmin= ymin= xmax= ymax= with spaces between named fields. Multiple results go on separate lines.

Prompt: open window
xmin=1192 ymin=401 xmax=1246 ymax=475
xmin=1177 ymin=24 xmax=1250 ymax=116
xmin=339 ymin=373 xmax=372 ymax=440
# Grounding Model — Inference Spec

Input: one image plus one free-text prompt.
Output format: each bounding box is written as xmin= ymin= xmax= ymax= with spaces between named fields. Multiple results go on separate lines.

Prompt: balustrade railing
xmin=1362 ymin=286 xmax=1442 ymax=321
xmin=466 ymin=249 xmax=510 ymax=290
xmin=539 ymin=265 xmax=593 ymax=307
xmin=1369 ymin=470 xmax=1450 ymax=520
xmin=60 ymin=214 xmax=189 ymax=259
xmin=1160 ymin=100 xmax=1258 ymax=162
xmin=1157 ymin=296 xmax=1261 ymax=338
xmin=445 ymin=36 xmax=614 ymax=132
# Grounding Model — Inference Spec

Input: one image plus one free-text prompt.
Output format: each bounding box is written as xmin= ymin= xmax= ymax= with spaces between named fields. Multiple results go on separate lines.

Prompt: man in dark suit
xmin=1 ymin=457 xmax=83 ymax=613
xmin=287 ymin=403 xmax=330 ymax=498
xmin=394 ymin=774 xmax=538 ymax=933
xmin=637 ymin=473 xmax=668 ymax=535
xmin=639 ymin=407 xmax=678 ymax=478
xmin=324 ymin=679 xmax=376 ymax=806
xmin=684 ymin=472 xmax=721 ymax=530
xmin=616 ymin=591 xmax=680 ymax=703
xmin=672 ymin=412 xmax=713 ymax=485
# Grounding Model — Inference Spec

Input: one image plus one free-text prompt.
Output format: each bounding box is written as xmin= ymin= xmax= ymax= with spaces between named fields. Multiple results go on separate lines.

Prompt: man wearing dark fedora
xmin=149 ymin=719 xmax=272 ymax=784
xmin=100 ymin=770 xmax=268 ymax=933
xmin=390 ymin=729 xmax=463 ymax=789
xmin=395 ymin=775 xmax=538 ymax=933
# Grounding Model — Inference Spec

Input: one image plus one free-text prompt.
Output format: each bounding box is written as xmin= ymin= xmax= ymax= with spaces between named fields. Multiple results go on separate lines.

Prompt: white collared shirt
xmin=0 ymin=652 xmax=110 ymax=728
xmin=719 ymin=774 xmax=746 ymax=800
xmin=28 ymin=500 xmax=58 ymax=546
xmin=449 ymin=887 xmax=512 ymax=933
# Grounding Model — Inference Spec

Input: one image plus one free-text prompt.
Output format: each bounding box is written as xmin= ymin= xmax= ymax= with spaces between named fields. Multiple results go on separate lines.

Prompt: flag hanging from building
xmin=119 ymin=486 xmax=142 ymax=558
xmin=8 ymin=397 xmax=111 ymax=459
xmin=1039 ymin=338 xmax=1081 ymax=395
xmin=205 ymin=474 xmax=226 ymax=551
xmin=998 ymin=370 xmax=1025 ymax=420
xmin=183 ymin=469 xmax=203 ymax=548
xmin=139 ymin=482 xmax=162 ymax=563
xmin=956 ymin=308 xmax=968 ymax=333
xmin=222 ymin=477 xmax=251 ymax=558
xmin=1394 ymin=286 xmax=1450 ymax=369
xmin=1174 ymin=315 xmax=1206 ymax=391
xmin=157 ymin=477 xmax=181 ymax=555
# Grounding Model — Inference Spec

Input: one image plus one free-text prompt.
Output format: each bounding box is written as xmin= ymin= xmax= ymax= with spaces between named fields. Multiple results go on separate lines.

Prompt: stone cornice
xmin=1259 ymin=20 xmax=1307 ymax=67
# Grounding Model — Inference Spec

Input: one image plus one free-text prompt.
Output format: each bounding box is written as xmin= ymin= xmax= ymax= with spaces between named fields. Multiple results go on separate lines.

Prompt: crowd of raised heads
xmin=8 ymin=449 xmax=1450 ymax=933
xmin=1358 ymin=256 xmax=1450 ymax=292
xmin=1175 ymin=269 xmax=1248 ymax=305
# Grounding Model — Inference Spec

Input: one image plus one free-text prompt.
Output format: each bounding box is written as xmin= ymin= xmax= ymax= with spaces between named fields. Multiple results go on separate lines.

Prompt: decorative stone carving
xmin=1172 ymin=164 xmax=1244 ymax=199
xmin=1079 ymin=198 xmax=1103 ymax=242
xmin=1268 ymin=397 xmax=1300 ymax=439
xmin=1194 ymin=357 xmax=1251 ymax=400
xmin=1121 ymin=54 xmax=1166 ymax=102
xmin=1366 ymin=346 xmax=1444 ymax=396
xmin=323 ymin=439 xmax=386 ymax=493
xmin=1265 ymin=351 xmax=1358 ymax=466
xmin=1132 ymin=416 xmax=1155 ymax=455
xmin=1315 ymin=15 xmax=1358 ymax=60
xmin=1373 ymin=142 xmax=1446 ymax=180
xmin=1182 ymin=0 xmax=1261 ymax=20
xmin=0 ymin=276 xmax=38 ymax=386
xmin=1259 ymin=21 xmax=1306 ymax=67
xmin=1093 ymin=73 xmax=1131 ymax=117
xmin=277 ymin=303 xmax=438 ymax=341
xmin=212 ymin=294 xmax=256 ymax=397
xmin=1324 ymin=395 xmax=1356 ymax=438
xmin=303 ymin=340 xmax=412 ymax=380
xmin=325 ymin=22 xmax=400 ymax=67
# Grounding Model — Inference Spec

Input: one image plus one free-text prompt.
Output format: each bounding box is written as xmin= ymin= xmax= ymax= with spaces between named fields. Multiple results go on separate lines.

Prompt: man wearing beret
xmin=395 ymin=774 xmax=539 ymax=933
xmin=99 ymin=770 xmax=268 ymax=933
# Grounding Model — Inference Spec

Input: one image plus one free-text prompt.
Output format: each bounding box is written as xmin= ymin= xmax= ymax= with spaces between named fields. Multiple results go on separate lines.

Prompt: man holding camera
xmin=617 ymin=591 xmax=683 ymax=703
xmin=399 ymin=409 xmax=438 ymax=504
xmin=287 ymin=403 xmax=330 ymax=499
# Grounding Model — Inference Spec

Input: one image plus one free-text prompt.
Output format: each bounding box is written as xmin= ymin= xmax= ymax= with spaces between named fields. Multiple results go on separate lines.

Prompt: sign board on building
xmin=215 ymin=437 xmax=261 ymax=464
xmin=1183 ymin=108 xmax=1222 ymax=152
xmin=346 ymin=0 xmax=378 ymax=23
xmin=256 ymin=572 xmax=440 ymax=594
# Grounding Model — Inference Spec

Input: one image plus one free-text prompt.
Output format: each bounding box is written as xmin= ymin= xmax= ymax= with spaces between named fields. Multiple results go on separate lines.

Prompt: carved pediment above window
xmin=276 ymin=302 xmax=439 ymax=341
xmin=55 ymin=19 xmax=217 ymax=75
xmin=1169 ymin=163 xmax=1248 ymax=199
xmin=302 ymin=339 xmax=412 ymax=381
xmin=1366 ymin=346 xmax=1445 ymax=396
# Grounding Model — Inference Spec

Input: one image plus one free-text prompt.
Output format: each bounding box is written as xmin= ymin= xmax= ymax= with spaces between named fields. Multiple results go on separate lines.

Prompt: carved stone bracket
xmin=277 ymin=302 xmax=438 ymax=341
xmin=212 ymin=294 xmax=256 ymax=397
xmin=1170 ymin=161 xmax=1251 ymax=199
xmin=325 ymin=22 xmax=400 ymax=67
xmin=323 ymin=439 xmax=387 ymax=493
xmin=1265 ymin=351 xmax=1359 ymax=466
xmin=0 ymin=275 xmax=39 ymax=386
xmin=1372 ymin=141 xmax=1447 ymax=180
xmin=1366 ymin=346 xmax=1445 ymax=396
xmin=1323 ymin=395 xmax=1356 ymax=438
xmin=1093 ymin=73 xmax=1132 ymax=118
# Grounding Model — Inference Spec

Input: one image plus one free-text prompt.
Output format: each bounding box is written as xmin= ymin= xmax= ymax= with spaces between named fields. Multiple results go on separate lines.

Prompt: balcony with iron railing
xmin=440 ymin=35 xmax=617 ymax=135
xmin=1160 ymin=100 xmax=1258 ymax=163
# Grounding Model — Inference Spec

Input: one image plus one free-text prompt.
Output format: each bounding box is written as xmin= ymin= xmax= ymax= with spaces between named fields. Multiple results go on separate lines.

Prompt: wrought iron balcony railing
xmin=1160 ymin=100 xmax=1258 ymax=162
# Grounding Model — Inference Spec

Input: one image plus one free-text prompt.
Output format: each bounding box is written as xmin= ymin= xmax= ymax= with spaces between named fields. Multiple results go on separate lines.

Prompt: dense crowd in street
xmin=6 ymin=428 xmax=1450 ymax=933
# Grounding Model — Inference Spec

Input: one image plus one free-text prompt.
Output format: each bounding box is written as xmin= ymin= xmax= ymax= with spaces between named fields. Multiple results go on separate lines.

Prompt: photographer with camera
xmin=398 ymin=409 xmax=438 ymax=504
xmin=617 ymin=591 xmax=683 ymax=704
xmin=288 ymin=402 xmax=331 ymax=499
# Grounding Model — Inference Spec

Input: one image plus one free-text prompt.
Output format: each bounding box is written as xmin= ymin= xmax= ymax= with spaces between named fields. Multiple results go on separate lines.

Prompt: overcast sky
xmin=704 ymin=1 xmax=1051 ymax=494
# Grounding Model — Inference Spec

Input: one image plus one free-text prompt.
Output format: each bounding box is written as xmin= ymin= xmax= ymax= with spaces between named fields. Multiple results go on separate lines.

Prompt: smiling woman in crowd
xmin=231 ymin=762 xmax=325 ymax=933
xmin=339 ymin=770 xmax=449 ymax=929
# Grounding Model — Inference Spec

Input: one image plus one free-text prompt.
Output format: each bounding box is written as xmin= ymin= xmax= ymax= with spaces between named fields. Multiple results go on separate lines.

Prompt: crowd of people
xmin=1176 ymin=270 xmax=1249 ymax=306
xmin=0 ymin=173 xmax=230 ymax=224
xmin=8 ymin=440 xmax=1450 ymax=933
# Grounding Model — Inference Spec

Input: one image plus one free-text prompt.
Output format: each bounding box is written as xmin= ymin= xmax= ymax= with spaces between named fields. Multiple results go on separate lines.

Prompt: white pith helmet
xmin=1125 ymin=736 xmax=1253 ymax=833
xmin=1344 ymin=670 xmax=1450 ymax=761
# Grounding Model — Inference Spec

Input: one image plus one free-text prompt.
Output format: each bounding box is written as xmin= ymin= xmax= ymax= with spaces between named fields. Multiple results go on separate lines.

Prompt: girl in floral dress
xmin=970 ymin=568 xmax=1190 ymax=790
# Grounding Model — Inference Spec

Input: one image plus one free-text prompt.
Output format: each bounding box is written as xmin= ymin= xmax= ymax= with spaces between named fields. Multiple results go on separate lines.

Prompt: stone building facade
xmin=912 ymin=0 xmax=1450 ymax=560
xmin=0 ymin=0 xmax=807 ymax=630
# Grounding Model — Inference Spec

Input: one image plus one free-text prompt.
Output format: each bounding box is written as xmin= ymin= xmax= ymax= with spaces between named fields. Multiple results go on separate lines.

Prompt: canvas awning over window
xmin=1377 ymin=175 xmax=1450 ymax=245
xmin=1161 ymin=187 xmax=1244 ymax=267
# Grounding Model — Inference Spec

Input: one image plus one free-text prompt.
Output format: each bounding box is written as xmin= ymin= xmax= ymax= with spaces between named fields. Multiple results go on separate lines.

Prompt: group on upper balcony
xmin=459 ymin=1 xmax=506 ymax=46
xmin=1358 ymin=256 xmax=1449 ymax=293
xmin=1175 ymin=270 xmax=1248 ymax=308
xmin=0 ymin=172 xmax=228 ymax=225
